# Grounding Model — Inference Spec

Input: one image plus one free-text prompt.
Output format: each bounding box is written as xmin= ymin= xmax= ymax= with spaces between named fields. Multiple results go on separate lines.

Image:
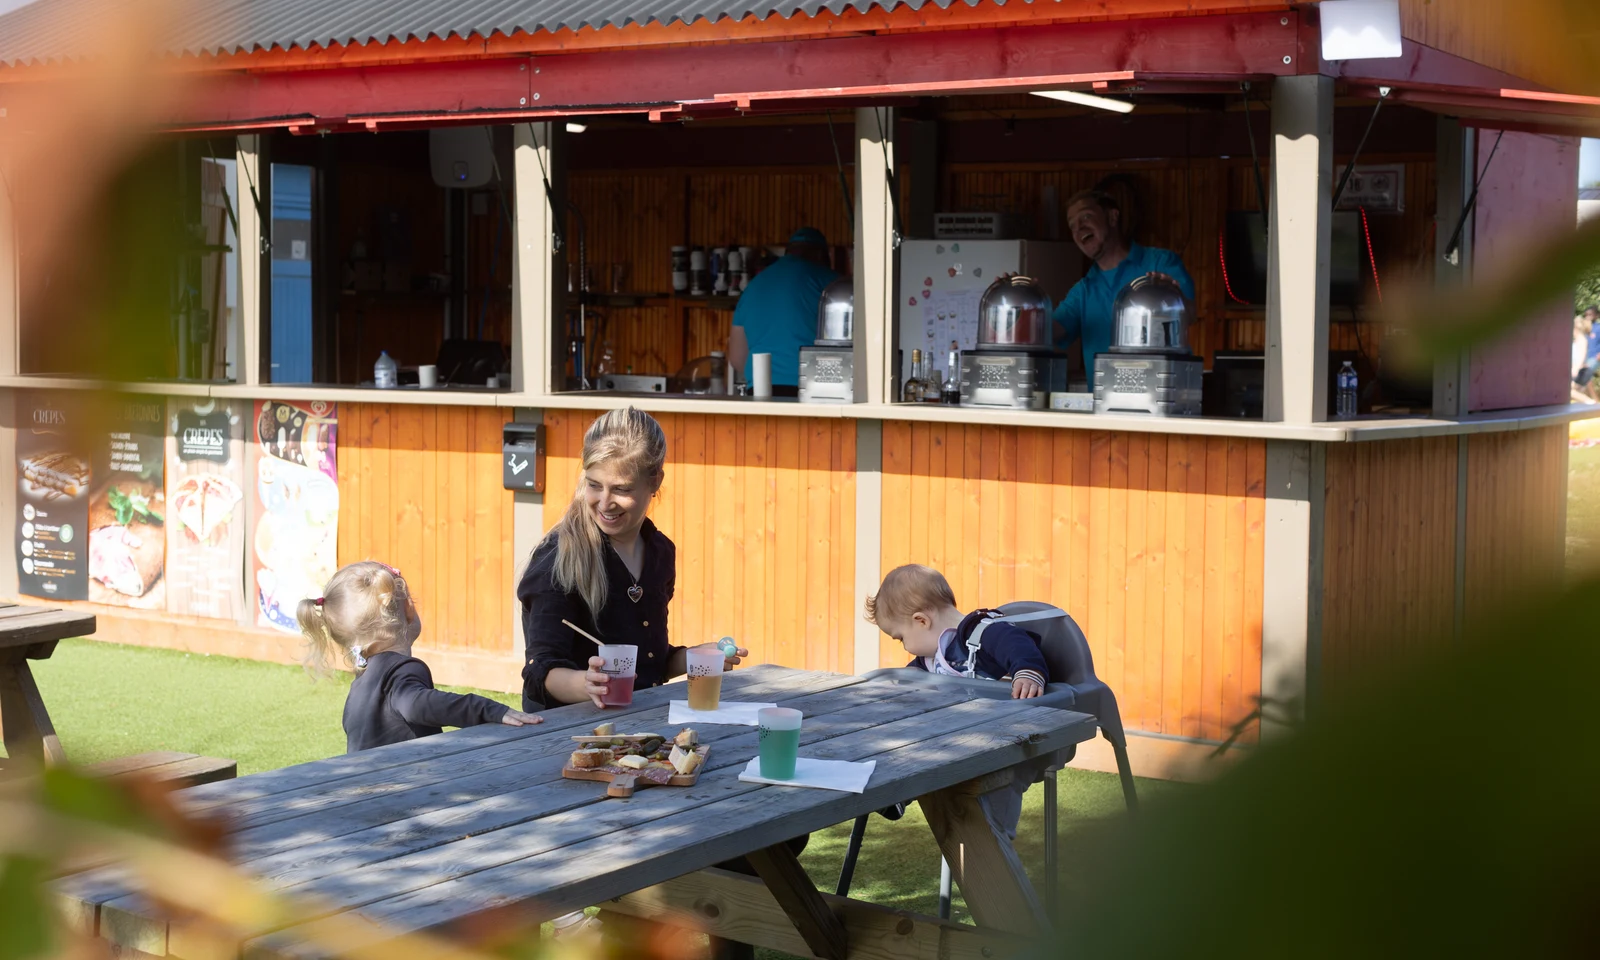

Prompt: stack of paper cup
xmin=752 ymin=353 xmax=772 ymax=399
xmin=418 ymin=364 xmax=438 ymax=389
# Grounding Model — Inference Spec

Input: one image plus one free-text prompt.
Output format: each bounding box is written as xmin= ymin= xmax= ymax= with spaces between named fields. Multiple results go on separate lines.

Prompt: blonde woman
xmin=518 ymin=407 xmax=745 ymax=710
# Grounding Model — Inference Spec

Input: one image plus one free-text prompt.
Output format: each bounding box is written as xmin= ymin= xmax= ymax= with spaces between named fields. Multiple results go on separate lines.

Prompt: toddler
xmin=299 ymin=561 xmax=541 ymax=752
xmin=866 ymin=563 xmax=1051 ymax=838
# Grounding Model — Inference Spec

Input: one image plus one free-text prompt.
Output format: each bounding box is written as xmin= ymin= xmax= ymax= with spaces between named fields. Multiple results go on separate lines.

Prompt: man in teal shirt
xmin=1053 ymin=191 xmax=1194 ymax=370
xmin=730 ymin=227 xmax=838 ymax=393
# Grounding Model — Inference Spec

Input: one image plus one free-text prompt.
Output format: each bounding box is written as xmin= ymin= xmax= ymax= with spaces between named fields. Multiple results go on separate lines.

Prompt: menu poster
xmin=165 ymin=400 xmax=247 ymax=620
xmin=15 ymin=392 xmax=91 ymax=601
xmin=85 ymin=397 xmax=168 ymax=609
xmin=250 ymin=400 xmax=338 ymax=634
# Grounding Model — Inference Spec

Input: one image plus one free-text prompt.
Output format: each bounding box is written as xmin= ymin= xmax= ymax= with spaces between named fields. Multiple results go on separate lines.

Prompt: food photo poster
xmin=86 ymin=397 xmax=167 ymax=609
xmin=250 ymin=400 xmax=339 ymax=634
xmin=165 ymin=399 xmax=247 ymax=620
xmin=15 ymin=392 xmax=91 ymax=601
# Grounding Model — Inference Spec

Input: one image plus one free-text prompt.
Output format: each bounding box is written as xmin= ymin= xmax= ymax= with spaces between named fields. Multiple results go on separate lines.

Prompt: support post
xmin=235 ymin=135 xmax=266 ymax=386
xmin=0 ymin=142 xmax=18 ymax=379
xmin=513 ymin=123 xmax=558 ymax=396
xmin=1261 ymin=439 xmax=1325 ymax=733
xmin=917 ymin=779 xmax=1048 ymax=936
xmin=1264 ymin=75 xmax=1333 ymax=423
xmin=853 ymin=419 xmax=883 ymax=674
xmin=1432 ymin=117 xmax=1474 ymax=417
xmin=854 ymin=107 xmax=896 ymax=405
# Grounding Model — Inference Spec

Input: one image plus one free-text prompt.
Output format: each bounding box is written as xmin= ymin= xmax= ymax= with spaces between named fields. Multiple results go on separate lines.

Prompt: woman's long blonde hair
xmin=297 ymin=561 xmax=412 ymax=675
xmin=543 ymin=407 xmax=667 ymax=617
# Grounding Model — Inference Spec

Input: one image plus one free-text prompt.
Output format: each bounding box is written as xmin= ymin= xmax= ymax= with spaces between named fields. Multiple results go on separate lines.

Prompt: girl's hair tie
xmin=313 ymin=597 xmax=325 ymax=607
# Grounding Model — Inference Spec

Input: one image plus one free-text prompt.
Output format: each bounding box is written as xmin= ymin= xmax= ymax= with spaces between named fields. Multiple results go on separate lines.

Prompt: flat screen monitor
xmin=1223 ymin=210 xmax=1362 ymax=306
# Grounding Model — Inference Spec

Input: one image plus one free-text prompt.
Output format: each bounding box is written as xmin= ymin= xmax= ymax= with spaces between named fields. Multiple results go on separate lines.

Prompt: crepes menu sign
xmin=16 ymin=392 xmax=91 ymax=601
xmin=165 ymin=400 xmax=247 ymax=621
xmin=87 ymin=398 xmax=167 ymax=609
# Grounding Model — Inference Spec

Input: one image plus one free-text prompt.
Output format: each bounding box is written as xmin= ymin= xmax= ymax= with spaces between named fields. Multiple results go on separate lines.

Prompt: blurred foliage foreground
xmin=2 ymin=578 xmax=1597 ymax=960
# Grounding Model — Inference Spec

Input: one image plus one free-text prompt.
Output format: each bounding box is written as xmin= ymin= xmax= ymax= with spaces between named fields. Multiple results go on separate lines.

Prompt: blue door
xmin=270 ymin=164 xmax=314 ymax=383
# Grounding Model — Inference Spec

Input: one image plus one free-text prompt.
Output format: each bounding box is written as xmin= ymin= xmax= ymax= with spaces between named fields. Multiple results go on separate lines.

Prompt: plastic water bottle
xmin=374 ymin=350 xmax=398 ymax=389
xmin=1336 ymin=361 xmax=1358 ymax=419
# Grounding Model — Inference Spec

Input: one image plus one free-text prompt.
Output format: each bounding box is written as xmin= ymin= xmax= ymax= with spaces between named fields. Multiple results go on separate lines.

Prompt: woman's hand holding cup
xmin=582 ymin=655 xmax=611 ymax=709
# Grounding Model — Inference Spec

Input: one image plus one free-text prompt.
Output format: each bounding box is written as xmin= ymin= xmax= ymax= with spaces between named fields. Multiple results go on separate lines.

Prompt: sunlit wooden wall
xmin=542 ymin=409 xmax=859 ymax=674
xmin=879 ymin=422 xmax=1266 ymax=744
xmin=336 ymin=403 xmax=516 ymax=654
xmin=1321 ymin=437 xmax=1459 ymax=695
xmin=1464 ymin=426 xmax=1568 ymax=622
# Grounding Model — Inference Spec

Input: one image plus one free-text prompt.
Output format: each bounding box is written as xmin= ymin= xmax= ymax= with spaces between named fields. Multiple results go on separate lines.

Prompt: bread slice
xmin=569 ymin=748 xmax=613 ymax=769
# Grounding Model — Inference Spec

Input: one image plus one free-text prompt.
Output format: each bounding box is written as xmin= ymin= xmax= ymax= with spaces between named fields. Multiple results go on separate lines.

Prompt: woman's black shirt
xmin=518 ymin=518 xmax=679 ymax=711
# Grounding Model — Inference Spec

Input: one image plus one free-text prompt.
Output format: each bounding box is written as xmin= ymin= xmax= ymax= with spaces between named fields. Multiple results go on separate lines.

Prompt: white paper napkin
xmin=737 ymin=757 xmax=877 ymax=793
xmin=668 ymin=700 xmax=777 ymax=726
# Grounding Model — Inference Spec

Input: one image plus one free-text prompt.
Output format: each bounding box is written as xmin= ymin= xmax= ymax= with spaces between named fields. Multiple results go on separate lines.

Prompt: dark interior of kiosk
xmin=15 ymin=91 xmax=1442 ymax=417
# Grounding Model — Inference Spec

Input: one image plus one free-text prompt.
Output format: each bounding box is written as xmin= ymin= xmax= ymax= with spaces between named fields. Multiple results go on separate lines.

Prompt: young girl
xmin=299 ymin=560 xmax=541 ymax=753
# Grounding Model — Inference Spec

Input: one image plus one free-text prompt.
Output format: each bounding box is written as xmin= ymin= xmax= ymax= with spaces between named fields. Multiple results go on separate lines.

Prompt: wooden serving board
xmin=562 ymin=744 xmax=711 ymax=798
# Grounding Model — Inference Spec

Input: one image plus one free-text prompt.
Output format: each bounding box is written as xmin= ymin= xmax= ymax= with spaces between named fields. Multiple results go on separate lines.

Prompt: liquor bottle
xmin=942 ymin=340 xmax=962 ymax=404
xmin=902 ymin=349 xmax=927 ymax=403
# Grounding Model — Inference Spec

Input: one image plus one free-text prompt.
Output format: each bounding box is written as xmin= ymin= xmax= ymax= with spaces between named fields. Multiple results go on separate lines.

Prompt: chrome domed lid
xmin=1111 ymin=275 xmax=1192 ymax=354
xmin=816 ymin=277 xmax=854 ymax=345
xmin=977 ymin=275 xmax=1053 ymax=349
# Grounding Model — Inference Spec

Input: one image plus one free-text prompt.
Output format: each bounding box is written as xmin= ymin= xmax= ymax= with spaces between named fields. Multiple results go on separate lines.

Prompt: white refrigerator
xmin=896 ymin=240 xmax=1083 ymax=386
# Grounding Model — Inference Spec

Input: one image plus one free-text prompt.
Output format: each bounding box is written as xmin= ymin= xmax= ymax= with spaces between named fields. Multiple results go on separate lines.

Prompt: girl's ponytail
xmin=297 ymin=596 xmax=340 ymax=677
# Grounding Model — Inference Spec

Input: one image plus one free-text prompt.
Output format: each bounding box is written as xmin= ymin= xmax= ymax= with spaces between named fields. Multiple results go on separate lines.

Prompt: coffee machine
xmin=958 ymin=276 xmax=1067 ymax=410
xmin=798 ymin=278 xmax=855 ymax=403
xmin=1092 ymin=276 xmax=1202 ymax=416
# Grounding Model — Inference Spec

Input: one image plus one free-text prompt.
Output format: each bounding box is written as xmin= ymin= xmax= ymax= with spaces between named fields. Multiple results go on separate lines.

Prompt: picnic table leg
xmin=0 ymin=655 xmax=67 ymax=766
xmin=745 ymin=841 xmax=849 ymax=960
xmin=917 ymin=773 xmax=1050 ymax=936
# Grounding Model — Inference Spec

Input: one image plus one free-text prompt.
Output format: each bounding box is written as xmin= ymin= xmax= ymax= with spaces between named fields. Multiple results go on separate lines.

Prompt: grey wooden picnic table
xmin=0 ymin=600 xmax=96 ymax=768
xmin=57 ymin=663 xmax=1096 ymax=960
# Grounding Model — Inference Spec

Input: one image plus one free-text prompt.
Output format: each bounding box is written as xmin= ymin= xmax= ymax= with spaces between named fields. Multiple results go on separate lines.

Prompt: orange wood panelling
xmin=336 ymin=403 xmax=515 ymax=654
xmin=879 ymin=422 xmax=1265 ymax=743
xmin=1464 ymin=426 xmax=1568 ymax=623
xmin=1320 ymin=437 xmax=1459 ymax=697
xmin=567 ymin=169 xmax=854 ymax=376
xmin=541 ymin=410 xmax=857 ymax=673
xmin=1399 ymin=0 xmax=1598 ymax=95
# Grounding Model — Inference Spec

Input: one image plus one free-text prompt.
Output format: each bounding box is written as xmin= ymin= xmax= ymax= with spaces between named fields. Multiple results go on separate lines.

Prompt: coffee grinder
xmin=1092 ymin=276 xmax=1202 ymax=416
xmin=958 ymin=275 xmax=1066 ymax=410
xmin=798 ymin=278 xmax=855 ymax=403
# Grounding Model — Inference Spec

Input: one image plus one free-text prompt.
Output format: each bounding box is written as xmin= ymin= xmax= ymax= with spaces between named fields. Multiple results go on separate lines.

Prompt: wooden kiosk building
xmin=0 ymin=0 xmax=1595 ymax=777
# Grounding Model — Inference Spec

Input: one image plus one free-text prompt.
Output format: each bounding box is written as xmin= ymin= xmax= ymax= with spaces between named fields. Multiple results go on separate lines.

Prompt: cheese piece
xmin=668 ymin=745 xmax=704 ymax=776
xmin=615 ymin=754 xmax=650 ymax=770
xmin=592 ymin=722 xmax=616 ymax=737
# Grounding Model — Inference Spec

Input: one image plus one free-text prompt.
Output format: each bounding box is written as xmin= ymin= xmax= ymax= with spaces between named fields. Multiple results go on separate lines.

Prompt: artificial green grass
xmin=20 ymin=637 xmax=1178 ymax=955
xmin=1568 ymin=444 xmax=1600 ymax=573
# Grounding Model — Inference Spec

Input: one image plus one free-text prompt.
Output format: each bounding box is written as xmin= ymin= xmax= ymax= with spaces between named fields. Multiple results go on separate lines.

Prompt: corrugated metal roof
xmin=0 ymin=0 xmax=998 ymax=67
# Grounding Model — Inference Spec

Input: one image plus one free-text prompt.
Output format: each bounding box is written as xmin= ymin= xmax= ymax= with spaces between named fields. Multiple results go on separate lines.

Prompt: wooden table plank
xmin=920 ymin=784 xmax=1048 ymax=935
xmin=0 ymin=606 xmax=97 ymax=648
xmin=249 ymin=699 xmax=1092 ymax=959
xmin=608 ymin=867 xmax=1030 ymax=960
xmin=746 ymin=843 xmax=849 ymax=960
xmin=176 ymin=665 xmax=849 ymax=812
xmin=149 ymin=687 xmax=974 ymax=960
xmin=74 ymin=674 xmax=917 ymax=948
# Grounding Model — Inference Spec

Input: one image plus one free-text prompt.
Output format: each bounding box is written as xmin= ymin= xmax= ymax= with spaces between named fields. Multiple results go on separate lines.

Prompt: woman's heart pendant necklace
xmin=627 ymin=584 xmax=644 ymax=603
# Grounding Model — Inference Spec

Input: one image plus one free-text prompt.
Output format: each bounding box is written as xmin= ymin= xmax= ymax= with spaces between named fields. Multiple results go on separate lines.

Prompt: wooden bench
xmin=85 ymin=751 xmax=237 ymax=788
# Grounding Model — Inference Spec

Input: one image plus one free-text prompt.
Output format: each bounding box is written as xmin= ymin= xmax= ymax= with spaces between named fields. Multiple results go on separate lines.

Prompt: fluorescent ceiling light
xmin=565 ymin=122 xmax=588 ymax=133
xmin=1320 ymin=0 xmax=1402 ymax=61
xmin=1030 ymin=89 xmax=1135 ymax=114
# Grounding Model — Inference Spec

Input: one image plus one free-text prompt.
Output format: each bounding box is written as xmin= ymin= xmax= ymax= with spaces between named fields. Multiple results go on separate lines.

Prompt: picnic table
xmin=0 ymin=600 xmax=95 ymax=768
xmin=58 ymin=663 xmax=1096 ymax=960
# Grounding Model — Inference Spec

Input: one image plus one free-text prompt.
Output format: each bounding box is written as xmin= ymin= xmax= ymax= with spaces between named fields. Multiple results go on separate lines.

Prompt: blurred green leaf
xmin=1400 ymin=217 xmax=1600 ymax=358
xmin=0 ymin=857 xmax=53 ymax=960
